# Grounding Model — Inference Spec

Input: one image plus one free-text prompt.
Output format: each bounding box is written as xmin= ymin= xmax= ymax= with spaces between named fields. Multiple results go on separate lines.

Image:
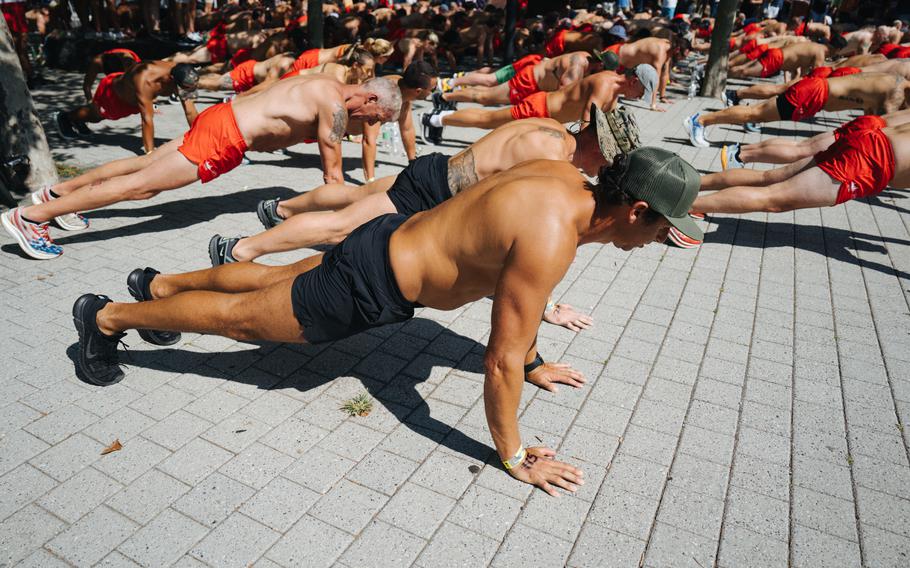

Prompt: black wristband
xmin=524 ymin=354 xmax=544 ymax=376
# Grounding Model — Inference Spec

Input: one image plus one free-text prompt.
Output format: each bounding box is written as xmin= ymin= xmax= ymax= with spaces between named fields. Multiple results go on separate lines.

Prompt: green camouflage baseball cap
xmin=591 ymin=50 xmax=621 ymax=71
xmin=621 ymin=147 xmax=702 ymax=240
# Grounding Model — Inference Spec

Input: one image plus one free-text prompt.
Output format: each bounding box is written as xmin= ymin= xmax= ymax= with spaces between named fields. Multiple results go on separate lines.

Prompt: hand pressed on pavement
xmin=507 ymin=446 xmax=584 ymax=497
xmin=543 ymin=303 xmax=594 ymax=332
xmin=526 ymin=362 xmax=586 ymax=392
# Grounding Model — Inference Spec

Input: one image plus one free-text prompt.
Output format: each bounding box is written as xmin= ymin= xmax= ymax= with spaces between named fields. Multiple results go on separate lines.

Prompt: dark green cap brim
xmin=666 ymin=213 xmax=703 ymax=240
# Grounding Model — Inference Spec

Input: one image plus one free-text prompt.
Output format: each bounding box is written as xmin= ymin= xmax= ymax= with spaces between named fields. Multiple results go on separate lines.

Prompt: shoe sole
xmin=720 ymin=146 xmax=728 ymax=171
xmin=209 ymin=234 xmax=224 ymax=267
xmin=1 ymin=211 xmax=60 ymax=260
xmin=72 ymin=294 xmax=125 ymax=386
xmin=126 ymin=269 xmax=181 ymax=346
xmin=666 ymin=230 xmax=703 ymax=249
xmin=683 ymin=116 xmax=709 ymax=148
xmin=30 ymin=191 xmax=89 ymax=232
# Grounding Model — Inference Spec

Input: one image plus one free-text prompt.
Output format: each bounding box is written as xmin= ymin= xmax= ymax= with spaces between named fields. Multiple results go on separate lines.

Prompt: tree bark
xmin=0 ymin=16 xmax=58 ymax=195
xmin=700 ymin=0 xmax=739 ymax=97
xmin=504 ymin=0 xmax=518 ymax=62
xmin=307 ymin=0 xmax=324 ymax=49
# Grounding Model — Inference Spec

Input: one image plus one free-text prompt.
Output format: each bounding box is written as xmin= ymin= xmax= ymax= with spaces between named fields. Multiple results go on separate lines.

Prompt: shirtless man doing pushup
xmin=3 ymin=76 xmax=401 ymax=260
xmin=71 ymin=149 xmax=701 ymax=497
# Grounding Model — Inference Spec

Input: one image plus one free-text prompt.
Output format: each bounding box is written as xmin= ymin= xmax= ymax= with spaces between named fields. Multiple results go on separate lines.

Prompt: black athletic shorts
xmin=291 ymin=214 xmax=416 ymax=344
xmin=386 ymin=152 xmax=451 ymax=216
xmin=776 ymin=94 xmax=796 ymax=121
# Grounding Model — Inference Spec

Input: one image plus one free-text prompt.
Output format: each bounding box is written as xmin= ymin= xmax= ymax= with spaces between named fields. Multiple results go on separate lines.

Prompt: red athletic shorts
xmin=833 ymin=115 xmax=887 ymax=140
xmin=829 ymin=66 xmax=861 ymax=78
xmin=178 ymin=103 xmax=249 ymax=183
xmin=739 ymin=39 xmax=758 ymax=54
xmin=746 ymin=43 xmax=769 ymax=61
xmin=230 ymin=48 xmax=253 ymax=67
xmin=743 ymin=22 xmax=762 ymax=35
xmin=759 ymin=47 xmax=784 ymax=77
xmin=1 ymin=2 xmax=26 ymax=34
xmin=545 ymin=29 xmax=567 ymax=58
xmin=508 ymin=65 xmax=539 ymax=104
xmin=206 ymin=35 xmax=228 ymax=64
xmin=893 ymin=47 xmax=910 ymax=59
xmin=229 ymin=59 xmax=257 ymax=93
xmin=510 ymin=91 xmax=549 ymax=120
xmin=512 ymin=53 xmax=542 ymax=73
xmin=92 ymin=73 xmax=140 ymax=120
xmin=290 ymin=49 xmax=320 ymax=73
xmin=782 ymin=77 xmax=829 ymax=121
xmin=815 ymin=125 xmax=894 ymax=204
xmin=729 ymin=37 xmax=737 ymax=51
xmin=878 ymin=43 xmax=900 ymax=57
xmin=104 ymin=48 xmax=141 ymax=62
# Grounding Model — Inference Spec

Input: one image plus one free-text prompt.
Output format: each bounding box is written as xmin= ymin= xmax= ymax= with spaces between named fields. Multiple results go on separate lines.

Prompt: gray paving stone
xmin=677 ymin=424 xmax=735 ymax=466
xmin=17 ymin=548 xmax=73 ymax=568
xmin=183 ymin=388 xmax=250 ymax=423
xmin=142 ymin=410 xmax=212 ymax=451
xmin=416 ymin=522 xmax=499 ymax=568
xmin=730 ymin=453 xmax=789 ymax=502
xmin=520 ymin=491 xmax=591 ymax=542
xmin=317 ymin=420 xmax=386 ymax=461
xmin=0 ymin=464 xmax=57 ymax=521
xmin=567 ymin=525 xmax=646 ymax=568
xmin=446 ymin=484 xmax=522 ymax=541
xmin=473 ymin=463 xmax=534 ymax=502
xmin=103 ymin=463 xmax=189 ymax=521
xmin=309 ymin=479 xmax=387 ymax=534
xmin=0 ymin=429 xmax=50 ymax=477
xmin=644 ymin=521 xmax=717 ymax=568
xmin=340 ymin=519 xmax=427 ymax=568
xmin=589 ymin=485 xmax=659 ymax=541
xmin=725 ymin=485 xmax=790 ymax=542
xmin=93 ymin=436 xmax=171 ymax=484
xmin=376 ymin=481 xmax=455 ymax=539
xmin=491 ymin=523 xmax=572 ymax=568
xmin=619 ymin=424 xmax=678 ymax=466
xmin=558 ymin=425 xmax=620 ymax=467
xmin=258 ymin=417 xmax=329 ymax=457
xmin=82 ymin=407 xmax=157 ymax=446
xmin=128 ymin=384 xmax=195 ymax=421
xmin=281 ymin=446 xmax=355 ymax=494
xmin=95 ymin=551 xmax=142 ymax=567
xmin=218 ymin=442 xmax=294 ymax=490
xmin=190 ymin=513 xmax=279 ymax=568
xmin=603 ymin=453 xmax=669 ymax=501
xmin=23 ymin=405 xmax=99 ymax=445
xmin=345 ymin=449 xmax=419 ymax=495
xmin=716 ymin=524 xmax=787 ymax=568
xmin=37 ymin=466 xmax=123 ymax=523
xmin=46 ymin=506 xmax=139 ymax=568
xmin=29 ymin=433 xmax=104 ymax=482
xmin=657 ymin=485 xmax=724 ymax=539
xmin=239 ymin=476 xmax=318 ymax=532
xmin=2 ymin=504 xmax=62 ymax=567
xmin=792 ymin=524 xmax=862 ymax=568
xmin=265 ymin=515 xmax=353 ymax=567
xmin=156 ymin=437 xmax=235 ymax=485
xmin=118 ymin=509 xmax=208 ymax=567
xmin=410 ymin=450 xmax=478 ymax=498
xmin=201 ymin=412 xmax=272 ymax=453
xmin=860 ymin=524 xmax=910 ymax=568
xmin=173 ymin=472 xmax=256 ymax=526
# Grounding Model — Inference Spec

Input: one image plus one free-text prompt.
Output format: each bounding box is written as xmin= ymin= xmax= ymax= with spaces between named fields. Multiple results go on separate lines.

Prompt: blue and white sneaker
xmin=721 ymin=144 xmax=744 ymax=170
xmin=2 ymin=207 xmax=63 ymax=260
xmin=743 ymin=122 xmax=761 ymax=133
xmin=684 ymin=113 xmax=709 ymax=148
xmin=31 ymin=186 xmax=89 ymax=231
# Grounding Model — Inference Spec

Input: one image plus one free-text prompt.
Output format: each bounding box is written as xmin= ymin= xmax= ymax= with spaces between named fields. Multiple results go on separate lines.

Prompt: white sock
xmin=429 ymin=111 xmax=453 ymax=128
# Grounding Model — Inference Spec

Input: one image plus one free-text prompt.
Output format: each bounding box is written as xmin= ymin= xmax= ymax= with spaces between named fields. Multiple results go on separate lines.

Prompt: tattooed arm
xmin=446 ymin=148 xmax=479 ymax=194
xmin=317 ymin=101 xmax=347 ymax=184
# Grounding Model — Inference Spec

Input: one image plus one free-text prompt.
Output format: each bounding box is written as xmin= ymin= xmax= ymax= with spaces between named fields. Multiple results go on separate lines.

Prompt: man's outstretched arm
xmin=317 ymin=101 xmax=347 ymax=184
xmin=484 ymin=228 xmax=584 ymax=496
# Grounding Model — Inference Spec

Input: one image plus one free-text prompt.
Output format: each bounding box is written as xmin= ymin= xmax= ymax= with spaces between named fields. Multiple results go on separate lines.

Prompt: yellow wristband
xmin=502 ymin=445 xmax=526 ymax=470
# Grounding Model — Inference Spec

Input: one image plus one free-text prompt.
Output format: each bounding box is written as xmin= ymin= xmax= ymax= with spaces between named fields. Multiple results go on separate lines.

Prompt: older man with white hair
xmin=3 ymin=76 xmax=402 ymax=260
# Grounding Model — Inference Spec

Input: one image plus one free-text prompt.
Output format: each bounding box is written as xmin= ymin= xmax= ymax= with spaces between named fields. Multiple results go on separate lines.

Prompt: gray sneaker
xmin=209 ymin=234 xmax=242 ymax=267
xmin=256 ymin=198 xmax=284 ymax=230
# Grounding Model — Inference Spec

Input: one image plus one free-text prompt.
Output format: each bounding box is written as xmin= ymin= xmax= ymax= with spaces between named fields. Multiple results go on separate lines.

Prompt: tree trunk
xmin=504 ymin=0 xmax=518 ymax=62
xmin=0 ymin=17 xmax=58 ymax=196
xmin=700 ymin=0 xmax=739 ymax=97
xmin=307 ymin=0 xmax=324 ymax=49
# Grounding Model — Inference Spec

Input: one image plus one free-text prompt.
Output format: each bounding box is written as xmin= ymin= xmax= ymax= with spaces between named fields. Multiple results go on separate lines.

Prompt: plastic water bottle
xmin=389 ymin=125 xmax=404 ymax=157
xmin=688 ymin=77 xmax=699 ymax=99
xmin=378 ymin=123 xmax=393 ymax=154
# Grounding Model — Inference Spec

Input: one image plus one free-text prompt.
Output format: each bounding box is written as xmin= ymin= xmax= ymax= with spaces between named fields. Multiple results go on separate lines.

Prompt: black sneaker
xmin=55 ymin=112 xmax=78 ymax=140
xmin=432 ymin=91 xmax=457 ymax=111
xmin=73 ymin=120 xmax=93 ymax=136
xmin=209 ymin=234 xmax=242 ymax=266
xmin=256 ymin=198 xmax=284 ymax=230
xmin=72 ymin=294 xmax=126 ymax=386
xmin=420 ymin=113 xmax=443 ymax=145
xmin=126 ymin=267 xmax=181 ymax=346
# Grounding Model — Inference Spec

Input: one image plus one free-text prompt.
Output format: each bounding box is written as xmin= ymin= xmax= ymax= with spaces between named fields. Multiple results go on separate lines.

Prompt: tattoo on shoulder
xmin=447 ymin=148 xmax=479 ymax=195
xmin=537 ymin=126 xmax=565 ymax=139
xmin=329 ymin=104 xmax=346 ymax=144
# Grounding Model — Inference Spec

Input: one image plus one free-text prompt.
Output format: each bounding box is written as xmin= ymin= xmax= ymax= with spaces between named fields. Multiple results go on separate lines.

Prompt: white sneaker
xmin=684 ymin=113 xmax=709 ymax=148
xmin=31 ymin=186 xmax=89 ymax=231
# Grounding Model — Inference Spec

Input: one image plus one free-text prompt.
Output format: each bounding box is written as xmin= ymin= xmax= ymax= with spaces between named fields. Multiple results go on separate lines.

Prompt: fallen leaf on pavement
xmin=101 ymin=439 xmax=122 ymax=455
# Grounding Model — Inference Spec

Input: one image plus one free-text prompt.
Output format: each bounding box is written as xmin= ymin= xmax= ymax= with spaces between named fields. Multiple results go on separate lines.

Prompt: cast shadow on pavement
xmin=66 ymin=318 xmax=497 ymax=464
xmin=52 ymin=186 xmax=298 ymax=246
xmin=707 ymin=217 xmax=910 ymax=280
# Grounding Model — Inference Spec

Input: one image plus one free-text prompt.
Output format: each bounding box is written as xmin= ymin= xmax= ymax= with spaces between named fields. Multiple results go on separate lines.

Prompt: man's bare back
xmin=536 ymin=51 xmax=594 ymax=90
xmin=391 ymin=160 xmax=592 ymax=310
xmin=826 ymin=72 xmax=908 ymax=114
xmin=232 ymin=75 xmax=346 ymax=151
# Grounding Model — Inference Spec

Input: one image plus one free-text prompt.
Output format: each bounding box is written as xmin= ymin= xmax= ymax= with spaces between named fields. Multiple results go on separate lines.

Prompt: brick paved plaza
xmin=1 ymin=70 xmax=909 ymax=567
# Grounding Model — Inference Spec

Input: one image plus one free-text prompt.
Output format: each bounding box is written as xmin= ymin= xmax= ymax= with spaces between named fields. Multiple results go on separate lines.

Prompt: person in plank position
xmin=70 ymin=150 xmax=701 ymax=498
xmin=3 ymin=76 xmax=401 ymax=260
